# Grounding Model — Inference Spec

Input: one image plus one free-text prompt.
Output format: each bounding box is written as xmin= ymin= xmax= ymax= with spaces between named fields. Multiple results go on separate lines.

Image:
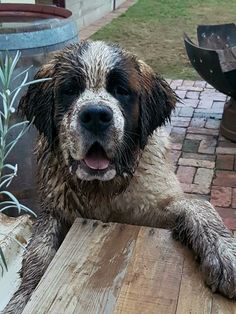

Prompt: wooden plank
xmin=211 ymin=294 xmax=236 ymax=314
xmin=23 ymin=218 xmax=140 ymax=314
xmin=176 ymin=250 xmax=213 ymax=314
xmin=23 ymin=218 xmax=236 ymax=314
xmin=70 ymin=222 xmax=140 ymax=314
xmin=114 ymin=228 xmax=184 ymax=314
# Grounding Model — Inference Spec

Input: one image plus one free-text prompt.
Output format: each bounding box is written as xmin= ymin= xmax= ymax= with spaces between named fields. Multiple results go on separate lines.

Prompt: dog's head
xmin=20 ymin=41 xmax=176 ymax=182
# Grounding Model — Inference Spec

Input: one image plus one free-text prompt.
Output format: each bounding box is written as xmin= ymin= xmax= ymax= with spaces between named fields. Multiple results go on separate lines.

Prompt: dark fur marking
xmin=139 ymin=73 xmax=177 ymax=149
xmin=93 ymin=221 xmax=98 ymax=227
xmin=19 ymin=42 xmax=89 ymax=146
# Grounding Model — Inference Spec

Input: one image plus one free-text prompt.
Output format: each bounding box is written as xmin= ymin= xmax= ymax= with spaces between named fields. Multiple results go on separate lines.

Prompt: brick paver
xmin=168 ymin=79 xmax=236 ymax=230
xmin=211 ymin=186 xmax=232 ymax=207
xmin=215 ymin=207 xmax=236 ymax=230
xmin=232 ymin=189 xmax=236 ymax=208
xmin=213 ymin=171 xmax=236 ymax=187
xmin=177 ymin=166 xmax=196 ymax=184
xmin=216 ymin=155 xmax=234 ymax=170
xmin=194 ymin=168 xmax=214 ymax=187
xmin=178 ymin=158 xmax=215 ymax=169
xmin=182 ymin=139 xmax=199 ymax=153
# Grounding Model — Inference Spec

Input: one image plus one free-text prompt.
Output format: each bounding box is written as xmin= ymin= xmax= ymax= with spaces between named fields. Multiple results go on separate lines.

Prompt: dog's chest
xmin=38 ymin=131 xmax=182 ymax=227
xmin=62 ymin=171 xmax=177 ymax=227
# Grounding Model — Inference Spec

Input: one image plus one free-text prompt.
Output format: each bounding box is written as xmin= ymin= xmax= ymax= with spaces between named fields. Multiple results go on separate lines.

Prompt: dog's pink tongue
xmin=84 ymin=147 xmax=109 ymax=170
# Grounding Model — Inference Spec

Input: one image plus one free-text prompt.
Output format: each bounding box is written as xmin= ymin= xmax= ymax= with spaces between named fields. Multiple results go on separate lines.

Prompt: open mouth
xmin=69 ymin=142 xmax=112 ymax=175
xmin=83 ymin=142 xmax=110 ymax=171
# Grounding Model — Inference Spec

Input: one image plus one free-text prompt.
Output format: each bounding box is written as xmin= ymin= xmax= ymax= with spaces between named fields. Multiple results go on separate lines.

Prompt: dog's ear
xmin=19 ymin=62 xmax=56 ymax=145
xmin=138 ymin=61 xmax=177 ymax=149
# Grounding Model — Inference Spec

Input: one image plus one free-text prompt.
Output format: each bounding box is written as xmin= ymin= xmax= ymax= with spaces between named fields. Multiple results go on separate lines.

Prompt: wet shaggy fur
xmin=4 ymin=41 xmax=236 ymax=313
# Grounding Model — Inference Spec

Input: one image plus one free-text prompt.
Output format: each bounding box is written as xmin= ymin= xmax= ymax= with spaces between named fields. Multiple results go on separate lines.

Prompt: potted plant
xmin=0 ymin=52 xmax=48 ymax=311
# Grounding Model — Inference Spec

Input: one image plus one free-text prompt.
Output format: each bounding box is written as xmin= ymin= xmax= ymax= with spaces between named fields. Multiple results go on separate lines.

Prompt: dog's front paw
xmin=201 ymin=237 xmax=236 ymax=299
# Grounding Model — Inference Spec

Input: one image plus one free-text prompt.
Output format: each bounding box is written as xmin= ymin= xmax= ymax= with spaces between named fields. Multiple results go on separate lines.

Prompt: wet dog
xmin=4 ymin=41 xmax=236 ymax=313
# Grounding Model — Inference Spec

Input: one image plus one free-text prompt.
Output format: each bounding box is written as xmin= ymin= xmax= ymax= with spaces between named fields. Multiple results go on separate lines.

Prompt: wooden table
xmin=23 ymin=218 xmax=236 ymax=314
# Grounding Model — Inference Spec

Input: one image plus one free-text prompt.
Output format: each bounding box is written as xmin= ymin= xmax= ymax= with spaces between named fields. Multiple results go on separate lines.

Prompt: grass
xmin=92 ymin=0 xmax=236 ymax=79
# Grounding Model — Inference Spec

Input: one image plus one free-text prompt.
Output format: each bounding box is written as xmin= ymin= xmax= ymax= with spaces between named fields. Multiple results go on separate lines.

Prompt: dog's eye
xmin=114 ymin=86 xmax=130 ymax=97
xmin=61 ymin=86 xmax=78 ymax=96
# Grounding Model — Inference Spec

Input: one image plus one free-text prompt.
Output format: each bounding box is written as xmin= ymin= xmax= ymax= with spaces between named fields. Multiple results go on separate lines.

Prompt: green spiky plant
xmin=0 ymin=52 xmax=49 ymax=276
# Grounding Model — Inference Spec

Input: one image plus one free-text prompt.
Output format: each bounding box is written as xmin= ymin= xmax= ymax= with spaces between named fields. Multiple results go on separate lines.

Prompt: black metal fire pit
xmin=184 ymin=23 xmax=236 ymax=141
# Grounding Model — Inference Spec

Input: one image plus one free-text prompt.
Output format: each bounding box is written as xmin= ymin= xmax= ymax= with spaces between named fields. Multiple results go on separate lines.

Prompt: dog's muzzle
xmin=65 ymin=95 xmax=124 ymax=181
xmin=77 ymin=102 xmax=114 ymax=171
xmin=79 ymin=103 xmax=113 ymax=135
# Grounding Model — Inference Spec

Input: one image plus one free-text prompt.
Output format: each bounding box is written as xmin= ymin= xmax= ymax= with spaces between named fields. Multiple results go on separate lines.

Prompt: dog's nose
xmin=79 ymin=105 xmax=113 ymax=133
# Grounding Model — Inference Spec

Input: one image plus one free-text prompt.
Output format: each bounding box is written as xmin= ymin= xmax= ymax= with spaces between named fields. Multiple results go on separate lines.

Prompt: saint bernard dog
xmin=5 ymin=41 xmax=236 ymax=313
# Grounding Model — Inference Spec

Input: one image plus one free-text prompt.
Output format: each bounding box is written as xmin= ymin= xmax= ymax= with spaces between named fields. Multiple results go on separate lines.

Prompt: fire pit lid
xmin=184 ymin=23 xmax=236 ymax=98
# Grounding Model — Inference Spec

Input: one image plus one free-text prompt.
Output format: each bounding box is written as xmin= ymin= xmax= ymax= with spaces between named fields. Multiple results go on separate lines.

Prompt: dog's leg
xmin=166 ymin=198 xmax=236 ymax=299
xmin=3 ymin=211 xmax=68 ymax=314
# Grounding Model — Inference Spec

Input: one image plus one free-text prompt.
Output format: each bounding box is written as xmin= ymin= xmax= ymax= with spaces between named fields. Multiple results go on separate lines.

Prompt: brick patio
xmin=167 ymin=79 xmax=236 ymax=230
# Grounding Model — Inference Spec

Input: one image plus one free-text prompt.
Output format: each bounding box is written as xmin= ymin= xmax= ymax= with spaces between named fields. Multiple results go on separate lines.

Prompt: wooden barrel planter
xmin=0 ymin=4 xmax=79 ymax=214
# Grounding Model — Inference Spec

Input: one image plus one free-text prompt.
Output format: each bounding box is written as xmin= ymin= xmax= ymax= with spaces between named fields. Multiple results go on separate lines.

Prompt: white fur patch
xmin=78 ymin=41 xmax=121 ymax=89
xmin=71 ymin=88 xmax=125 ymax=141
xmin=75 ymin=166 xmax=116 ymax=181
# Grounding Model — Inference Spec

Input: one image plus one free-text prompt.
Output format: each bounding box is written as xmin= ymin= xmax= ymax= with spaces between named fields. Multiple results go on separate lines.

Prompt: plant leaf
xmin=8 ymin=51 xmax=21 ymax=83
xmin=0 ymin=246 xmax=8 ymax=272
xmin=5 ymin=121 xmax=29 ymax=138
xmin=0 ymin=191 xmax=21 ymax=214
xmin=0 ymin=201 xmax=37 ymax=217
xmin=0 ymin=176 xmax=15 ymax=189
xmin=12 ymin=65 xmax=32 ymax=81
xmin=0 ymin=263 xmax=4 ymax=277
xmin=2 ymin=164 xmax=17 ymax=171
xmin=4 ymin=124 xmax=30 ymax=159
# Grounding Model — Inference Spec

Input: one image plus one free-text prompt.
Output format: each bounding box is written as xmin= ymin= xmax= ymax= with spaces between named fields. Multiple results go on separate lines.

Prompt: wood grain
xmin=176 ymin=249 xmax=213 ymax=314
xmin=23 ymin=219 xmax=140 ymax=314
xmin=211 ymin=294 xmax=236 ymax=314
xmin=23 ymin=219 xmax=236 ymax=314
xmin=114 ymin=228 xmax=184 ymax=314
